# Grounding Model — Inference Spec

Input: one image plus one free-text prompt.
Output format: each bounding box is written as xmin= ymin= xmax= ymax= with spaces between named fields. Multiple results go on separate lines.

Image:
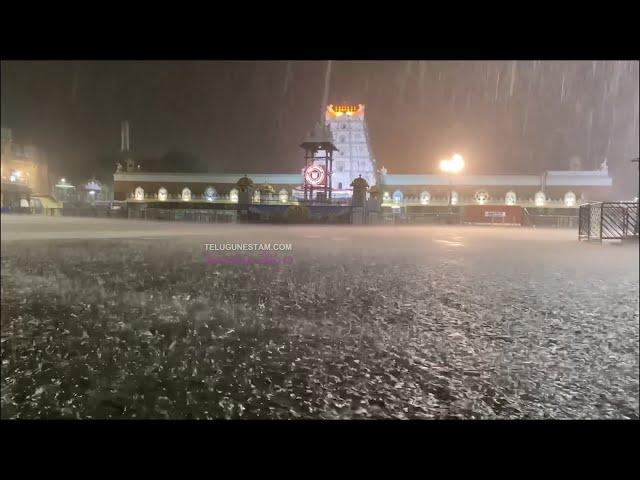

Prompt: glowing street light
xmin=450 ymin=153 xmax=464 ymax=173
xmin=439 ymin=154 xmax=465 ymax=208
xmin=9 ymin=170 xmax=22 ymax=183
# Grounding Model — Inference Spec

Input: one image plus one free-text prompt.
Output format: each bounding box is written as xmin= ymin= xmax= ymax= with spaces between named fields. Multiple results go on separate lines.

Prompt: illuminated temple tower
xmin=325 ymin=104 xmax=376 ymax=197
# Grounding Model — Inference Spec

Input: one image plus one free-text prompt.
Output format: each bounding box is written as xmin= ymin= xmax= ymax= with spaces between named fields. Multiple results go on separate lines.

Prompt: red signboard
xmin=463 ymin=205 xmax=523 ymax=225
xmin=484 ymin=211 xmax=506 ymax=218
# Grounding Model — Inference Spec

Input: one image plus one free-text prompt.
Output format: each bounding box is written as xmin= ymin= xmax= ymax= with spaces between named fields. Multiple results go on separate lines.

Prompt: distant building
xmin=1 ymin=128 xmax=51 ymax=208
xmin=113 ymin=105 xmax=613 ymax=208
xmin=113 ymin=172 xmax=301 ymax=203
xmin=53 ymin=177 xmax=77 ymax=203
xmin=79 ymin=178 xmax=111 ymax=204
xmin=114 ymin=170 xmax=612 ymax=208
xmin=377 ymin=170 xmax=612 ymax=207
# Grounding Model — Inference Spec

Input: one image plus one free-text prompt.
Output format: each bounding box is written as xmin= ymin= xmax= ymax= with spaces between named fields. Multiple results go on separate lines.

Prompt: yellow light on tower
xmin=329 ymin=104 xmax=362 ymax=117
xmin=439 ymin=159 xmax=451 ymax=172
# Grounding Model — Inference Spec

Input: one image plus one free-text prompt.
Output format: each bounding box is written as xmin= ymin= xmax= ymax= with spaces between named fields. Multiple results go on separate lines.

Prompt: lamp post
xmin=632 ymin=158 xmax=639 ymax=201
xmin=439 ymin=153 xmax=464 ymax=210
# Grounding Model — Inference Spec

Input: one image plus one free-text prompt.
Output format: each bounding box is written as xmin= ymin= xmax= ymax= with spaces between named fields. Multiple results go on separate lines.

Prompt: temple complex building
xmin=1 ymin=128 xmax=52 ymax=208
xmin=113 ymin=104 xmax=614 ymax=211
xmin=377 ymin=169 xmax=612 ymax=207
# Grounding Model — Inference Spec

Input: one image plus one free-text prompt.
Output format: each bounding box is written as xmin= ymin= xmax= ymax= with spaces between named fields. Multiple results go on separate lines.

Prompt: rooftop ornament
xmin=350 ymin=175 xmax=369 ymax=189
xmin=258 ymin=183 xmax=276 ymax=194
xmin=600 ymin=158 xmax=608 ymax=172
xmin=236 ymin=175 xmax=254 ymax=191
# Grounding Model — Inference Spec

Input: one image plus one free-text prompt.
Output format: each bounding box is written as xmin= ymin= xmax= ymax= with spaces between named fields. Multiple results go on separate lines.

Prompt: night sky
xmin=1 ymin=61 xmax=638 ymax=194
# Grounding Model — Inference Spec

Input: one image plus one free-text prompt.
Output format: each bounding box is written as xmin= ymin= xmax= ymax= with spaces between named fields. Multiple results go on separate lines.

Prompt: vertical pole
xmin=588 ymin=204 xmax=592 ymax=240
xmin=328 ymin=150 xmax=333 ymax=202
xmin=600 ymin=202 xmax=604 ymax=241
xmin=304 ymin=149 xmax=308 ymax=202
xmin=329 ymin=150 xmax=331 ymax=202
xmin=324 ymin=151 xmax=328 ymax=203
xmin=448 ymin=175 xmax=453 ymax=218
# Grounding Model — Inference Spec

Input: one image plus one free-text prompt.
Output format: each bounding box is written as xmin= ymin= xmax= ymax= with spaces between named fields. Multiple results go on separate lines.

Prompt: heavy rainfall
xmin=2 ymin=61 xmax=638 ymax=192
xmin=1 ymin=61 xmax=638 ymax=419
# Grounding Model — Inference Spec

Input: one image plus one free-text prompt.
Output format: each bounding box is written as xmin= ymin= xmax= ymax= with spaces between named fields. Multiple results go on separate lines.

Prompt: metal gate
xmin=579 ymin=202 xmax=639 ymax=241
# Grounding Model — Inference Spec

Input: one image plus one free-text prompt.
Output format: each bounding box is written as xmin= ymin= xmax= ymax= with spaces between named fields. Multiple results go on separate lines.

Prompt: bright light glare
xmin=439 ymin=154 xmax=464 ymax=174
xmin=450 ymin=154 xmax=464 ymax=173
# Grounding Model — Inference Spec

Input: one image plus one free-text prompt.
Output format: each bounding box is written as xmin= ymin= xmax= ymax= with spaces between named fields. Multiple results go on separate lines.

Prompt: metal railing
xmin=403 ymin=212 xmax=461 ymax=225
xmin=523 ymin=213 xmax=579 ymax=229
xmin=62 ymin=206 xmax=127 ymax=218
xmin=579 ymin=201 xmax=639 ymax=241
xmin=0 ymin=206 xmax=32 ymax=214
xmin=137 ymin=208 xmax=237 ymax=223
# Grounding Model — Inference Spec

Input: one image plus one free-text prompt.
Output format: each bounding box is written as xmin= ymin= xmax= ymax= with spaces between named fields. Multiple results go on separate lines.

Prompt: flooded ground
xmin=1 ymin=215 xmax=638 ymax=418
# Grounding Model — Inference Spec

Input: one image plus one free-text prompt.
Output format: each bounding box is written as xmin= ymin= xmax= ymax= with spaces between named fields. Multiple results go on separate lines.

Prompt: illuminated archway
xmin=474 ymin=190 xmax=489 ymax=205
xmin=564 ymin=191 xmax=576 ymax=207
xmin=204 ymin=186 xmax=217 ymax=202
